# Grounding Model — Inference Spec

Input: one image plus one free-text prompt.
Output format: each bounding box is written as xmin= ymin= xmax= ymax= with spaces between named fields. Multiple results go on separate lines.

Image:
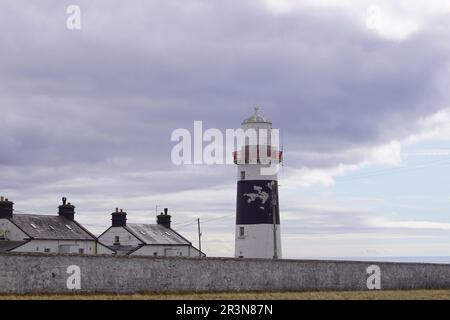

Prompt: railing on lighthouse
xmin=233 ymin=146 xmax=283 ymax=165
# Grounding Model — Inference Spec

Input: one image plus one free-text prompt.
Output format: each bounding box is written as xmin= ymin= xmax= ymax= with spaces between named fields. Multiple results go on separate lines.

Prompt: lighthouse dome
xmin=242 ymin=107 xmax=272 ymax=124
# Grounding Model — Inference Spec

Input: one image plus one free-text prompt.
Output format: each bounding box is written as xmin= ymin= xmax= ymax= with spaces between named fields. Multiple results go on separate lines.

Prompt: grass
xmin=2 ymin=290 xmax=450 ymax=300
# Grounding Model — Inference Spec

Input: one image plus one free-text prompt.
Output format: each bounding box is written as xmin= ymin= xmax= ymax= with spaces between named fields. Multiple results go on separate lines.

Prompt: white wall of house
xmin=98 ymin=227 xmax=142 ymax=246
xmin=0 ymin=219 xmax=27 ymax=241
xmin=96 ymin=242 xmax=115 ymax=255
xmin=12 ymin=239 xmax=97 ymax=255
xmin=131 ymin=245 xmax=195 ymax=257
xmin=189 ymin=246 xmax=205 ymax=257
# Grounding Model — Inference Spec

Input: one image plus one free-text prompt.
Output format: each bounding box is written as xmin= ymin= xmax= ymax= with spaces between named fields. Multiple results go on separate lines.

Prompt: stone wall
xmin=1 ymin=252 xmax=449 ymax=294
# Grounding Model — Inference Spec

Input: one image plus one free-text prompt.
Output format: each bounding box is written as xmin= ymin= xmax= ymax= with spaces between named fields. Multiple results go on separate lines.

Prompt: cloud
xmin=407 ymin=108 xmax=450 ymax=144
xmin=370 ymin=217 xmax=450 ymax=231
xmin=264 ymin=0 xmax=450 ymax=40
xmin=1 ymin=0 xmax=449 ymax=170
xmin=1 ymin=1 xmax=450 ymax=257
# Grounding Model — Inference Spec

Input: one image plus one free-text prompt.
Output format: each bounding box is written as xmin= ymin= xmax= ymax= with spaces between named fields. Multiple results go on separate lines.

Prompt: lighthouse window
xmin=114 ymin=236 xmax=120 ymax=245
xmin=240 ymin=171 xmax=246 ymax=180
xmin=239 ymin=227 xmax=245 ymax=237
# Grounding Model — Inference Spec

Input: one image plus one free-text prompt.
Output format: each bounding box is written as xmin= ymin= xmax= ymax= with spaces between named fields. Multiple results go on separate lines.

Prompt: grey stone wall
xmin=1 ymin=252 xmax=450 ymax=294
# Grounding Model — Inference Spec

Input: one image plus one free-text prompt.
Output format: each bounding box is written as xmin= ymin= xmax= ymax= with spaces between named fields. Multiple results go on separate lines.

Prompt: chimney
xmin=0 ymin=197 xmax=13 ymax=219
xmin=58 ymin=197 xmax=75 ymax=221
xmin=157 ymin=207 xmax=171 ymax=228
xmin=111 ymin=208 xmax=127 ymax=227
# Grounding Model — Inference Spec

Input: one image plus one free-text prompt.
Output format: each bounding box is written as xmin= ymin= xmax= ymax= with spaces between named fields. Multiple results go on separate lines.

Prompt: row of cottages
xmin=98 ymin=207 xmax=204 ymax=257
xmin=0 ymin=196 xmax=205 ymax=257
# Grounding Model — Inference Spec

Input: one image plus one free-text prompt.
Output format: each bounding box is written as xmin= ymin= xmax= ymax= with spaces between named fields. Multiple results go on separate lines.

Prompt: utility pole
xmin=271 ymin=181 xmax=278 ymax=260
xmin=197 ymin=218 xmax=202 ymax=257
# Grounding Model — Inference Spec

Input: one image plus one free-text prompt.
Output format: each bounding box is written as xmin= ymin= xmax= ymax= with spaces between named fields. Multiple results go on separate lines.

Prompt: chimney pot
xmin=58 ymin=198 xmax=75 ymax=221
xmin=0 ymin=197 xmax=14 ymax=218
xmin=111 ymin=208 xmax=127 ymax=227
xmin=157 ymin=208 xmax=171 ymax=228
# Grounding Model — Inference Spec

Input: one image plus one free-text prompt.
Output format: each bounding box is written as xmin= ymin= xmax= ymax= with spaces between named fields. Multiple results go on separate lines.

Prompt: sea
xmin=312 ymin=256 xmax=450 ymax=264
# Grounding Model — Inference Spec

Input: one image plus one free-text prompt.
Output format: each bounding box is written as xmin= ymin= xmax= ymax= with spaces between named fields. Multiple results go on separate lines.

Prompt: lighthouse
xmin=234 ymin=107 xmax=282 ymax=259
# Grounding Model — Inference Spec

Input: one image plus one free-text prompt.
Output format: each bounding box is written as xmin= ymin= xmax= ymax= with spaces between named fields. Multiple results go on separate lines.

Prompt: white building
xmin=98 ymin=208 xmax=205 ymax=257
xmin=0 ymin=197 xmax=113 ymax=255
xmin=234 ymin=108 xmax=282 ymax=259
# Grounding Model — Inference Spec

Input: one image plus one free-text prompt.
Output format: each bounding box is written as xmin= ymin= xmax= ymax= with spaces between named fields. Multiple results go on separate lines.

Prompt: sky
xmin=1 ymin=0 xmax=450 ymax=258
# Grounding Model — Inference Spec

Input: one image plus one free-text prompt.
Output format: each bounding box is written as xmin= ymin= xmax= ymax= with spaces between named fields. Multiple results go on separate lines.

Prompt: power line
xmin=336 ymin=157 xmax=450 ymax=182
xmin=174 ymin=214 xmax=234 ymax=231
xmin=202 ymin=214 xmax=234 ymax=224
xmin=171 ymin=218 xmax=200 ymax=228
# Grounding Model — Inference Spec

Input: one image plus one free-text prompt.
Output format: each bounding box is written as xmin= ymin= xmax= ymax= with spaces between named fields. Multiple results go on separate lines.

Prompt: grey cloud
xmin=1 ymin=1 xmax=450 ymax=257
xmin=1 ymin=1 xmax=449 ymax=171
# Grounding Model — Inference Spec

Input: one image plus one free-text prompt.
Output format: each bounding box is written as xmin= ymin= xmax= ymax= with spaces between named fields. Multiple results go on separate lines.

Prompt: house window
xmin=114 ymin=236 xmax=120 ymax=245
xmin=239 ymin=226 xmax=245 ymax=238
xmin=153 ymin=252 xmax=158 ymax=256
xmin=240 ymin=171 xmax=246 ymax=180
xmin=79 ymin=248 xmax=84 ymax=254
xmin=44 ymin=248 xmax=50 ymax=253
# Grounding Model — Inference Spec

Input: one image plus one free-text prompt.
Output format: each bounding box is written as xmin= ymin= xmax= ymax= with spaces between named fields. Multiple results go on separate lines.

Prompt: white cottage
xmin=0 ymin=197 xmax=113 ymax=255
xmin=98 ymin=208 xmax=205 ymax=257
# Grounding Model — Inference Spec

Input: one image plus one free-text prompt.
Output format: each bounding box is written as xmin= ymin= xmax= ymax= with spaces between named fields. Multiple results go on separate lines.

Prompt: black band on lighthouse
xmin=236 ymin=180 xmax=280 ymax=225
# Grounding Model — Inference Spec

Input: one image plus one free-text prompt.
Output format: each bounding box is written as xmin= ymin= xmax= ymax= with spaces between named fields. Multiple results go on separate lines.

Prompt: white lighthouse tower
xmin=234 ymin=107 xmax=282 ymax=259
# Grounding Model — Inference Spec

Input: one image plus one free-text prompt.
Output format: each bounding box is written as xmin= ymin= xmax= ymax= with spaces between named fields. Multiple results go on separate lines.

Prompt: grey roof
xmin=0 ymin=241 xmax=27 ymax=252
xmin=125 ymin=223 xmax=191 ymax=245
xmin=9 ymin=215 xmax=96 ymax=240
xmin=242 ymin=107 xmax=271 ymax=124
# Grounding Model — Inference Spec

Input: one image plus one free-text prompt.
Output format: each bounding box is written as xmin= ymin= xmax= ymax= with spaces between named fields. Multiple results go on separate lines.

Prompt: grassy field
xmin=2 ymin=290 xmax=450 ymax=300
